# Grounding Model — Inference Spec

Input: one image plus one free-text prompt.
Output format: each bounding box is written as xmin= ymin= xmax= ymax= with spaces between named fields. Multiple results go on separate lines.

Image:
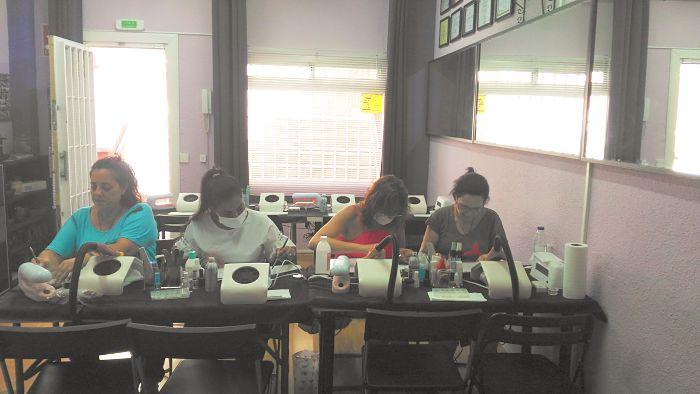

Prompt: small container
xmin=204 ymin=257 xmax=218 ymax=292
xmin=181 ymin=270 xmax=190 ymax=295
xmin=412 ymin=271 xmax=420 ymax=288
xmin=152 ymin=262 xmax=161 ymax=290
xmin=454 ymin=260 xmax=463 ymax=288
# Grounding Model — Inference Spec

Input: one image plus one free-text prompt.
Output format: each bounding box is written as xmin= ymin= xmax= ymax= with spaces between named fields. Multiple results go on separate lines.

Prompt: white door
xmin=49 ymin=36 xmax=97 ymax=224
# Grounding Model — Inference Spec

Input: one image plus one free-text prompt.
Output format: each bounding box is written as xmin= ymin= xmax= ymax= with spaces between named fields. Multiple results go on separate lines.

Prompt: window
xmin=247 ymin=50 xmax=387 ymax=195
xmin=476 ymin=57 xmax=609 ymax=156
xmin=667 ymin=51 xmax=700 ymax=176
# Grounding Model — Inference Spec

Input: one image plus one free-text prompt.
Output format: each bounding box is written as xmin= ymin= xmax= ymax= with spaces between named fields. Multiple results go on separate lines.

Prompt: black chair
xmin=154 ymin=214 xmax=189 ymax=239
xmin=0 ymin=319 xmax=135 ymax=394
xmin=126 ymin=322 xmax=274 ymax=394
xmin=362 ymin=308 xmax=482 ymax=393
xmin=468 ymin=313 xmax=595 ymax=394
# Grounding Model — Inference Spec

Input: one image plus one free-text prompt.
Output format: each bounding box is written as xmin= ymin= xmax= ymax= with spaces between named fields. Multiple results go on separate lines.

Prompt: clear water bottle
xmin=185 ymin=250 xmax=200 ymax=289
xmin=533 ymin=226 xmax=546 ymax=253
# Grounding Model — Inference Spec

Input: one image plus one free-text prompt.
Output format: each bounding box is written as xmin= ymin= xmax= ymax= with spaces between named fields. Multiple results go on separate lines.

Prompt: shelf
xmin=4 ymin=188 xmax=50 ymax=205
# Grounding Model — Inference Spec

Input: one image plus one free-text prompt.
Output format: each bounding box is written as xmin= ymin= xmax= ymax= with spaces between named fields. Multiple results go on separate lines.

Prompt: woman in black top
xmin=420 ymin=167 xmax=508 ymax=261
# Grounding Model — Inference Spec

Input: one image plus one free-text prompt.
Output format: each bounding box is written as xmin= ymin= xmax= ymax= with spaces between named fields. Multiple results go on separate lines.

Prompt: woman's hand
xmin=399 ymin=248 xmax=415 ymax=263
xmin=477 ymin=246 xmax=504 ymax=262
xmin=273 ymin=246 xmax=297 ymax=262
xmin=53 ymin=258 xmax=76 ymax=284
xmin=363 ymin=244 xmax=385 ymax=259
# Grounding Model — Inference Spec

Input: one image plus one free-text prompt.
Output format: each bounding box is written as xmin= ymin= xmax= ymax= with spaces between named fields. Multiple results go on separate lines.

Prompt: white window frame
xmin=82 ymin=31 xmax=180 ymax=197
xmin=665 ymin=48 xmax=700 ymax=171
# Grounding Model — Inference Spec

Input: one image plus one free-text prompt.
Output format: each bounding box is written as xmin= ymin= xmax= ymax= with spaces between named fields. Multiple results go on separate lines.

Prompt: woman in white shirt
xmin=176 ymin=168 xmax=295 ymax=264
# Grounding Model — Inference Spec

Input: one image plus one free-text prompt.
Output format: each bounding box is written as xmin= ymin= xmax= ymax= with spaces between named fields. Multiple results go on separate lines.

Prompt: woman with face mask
xmin=309 ymin=175 xmax=413 ymax=259
xmin=176 ymin=168 xmax=295 ymax=265
xmin=420 ymin=167 xmax=507 ymax=262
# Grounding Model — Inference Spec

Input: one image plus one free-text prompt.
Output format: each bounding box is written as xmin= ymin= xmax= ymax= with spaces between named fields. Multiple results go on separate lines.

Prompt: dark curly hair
xmin=90 ymin=156 xmax=142 ymax=208
xmin=359 ymin=175 xmax=409 ymax=228
xmin=451 ymin=167 xmax=490 ymax=202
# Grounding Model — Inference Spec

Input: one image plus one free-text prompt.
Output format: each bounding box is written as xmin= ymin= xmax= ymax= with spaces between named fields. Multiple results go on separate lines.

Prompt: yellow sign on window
xmin=361 ymin=93 xmax=384 ymax=114
xmin=477 ymin=95 xmax=486 ymax=114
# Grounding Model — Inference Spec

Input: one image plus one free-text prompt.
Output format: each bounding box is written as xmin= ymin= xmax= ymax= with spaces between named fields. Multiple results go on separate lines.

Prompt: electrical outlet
xmin=199 ymin=154 xmax=207 ymax=163
xmin=179 ymin=153 xmax=189 ymax=163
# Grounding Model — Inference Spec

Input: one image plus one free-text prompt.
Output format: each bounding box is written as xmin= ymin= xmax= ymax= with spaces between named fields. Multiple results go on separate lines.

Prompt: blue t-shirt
xmin=48 ymin=202 xmax=158 ymax=262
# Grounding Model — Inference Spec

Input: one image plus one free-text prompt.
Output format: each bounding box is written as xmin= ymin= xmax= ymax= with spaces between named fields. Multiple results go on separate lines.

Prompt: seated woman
xmin=34 ymin=156 xmax=157 ymax=283
xmin=176 ymin=168 xmax=295 ymax=264
xmin=309 ymin=175 xmax=413 ymax=259
xmin=420 ymin=167 xmax=507 ymax=261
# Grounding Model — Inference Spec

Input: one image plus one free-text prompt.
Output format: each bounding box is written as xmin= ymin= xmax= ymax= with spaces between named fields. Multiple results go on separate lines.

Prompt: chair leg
xmin=1 ymin=359 xmax=15 ymax=394
xmin=255 ymin=360 xmax=263 ymax=394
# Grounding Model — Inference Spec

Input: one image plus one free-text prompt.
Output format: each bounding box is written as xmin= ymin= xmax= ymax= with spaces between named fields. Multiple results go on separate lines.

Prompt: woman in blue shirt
xmin=34 ymin=156 xmax=157 ymax=284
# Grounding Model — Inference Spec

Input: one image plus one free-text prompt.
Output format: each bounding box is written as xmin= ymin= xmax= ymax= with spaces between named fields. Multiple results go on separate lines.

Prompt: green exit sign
xmin=115 ymin=19 xmax=144 ymax=31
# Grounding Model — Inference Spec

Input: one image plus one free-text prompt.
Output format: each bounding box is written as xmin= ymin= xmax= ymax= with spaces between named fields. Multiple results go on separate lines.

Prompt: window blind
xmin=247 ymin=49 xmax=387 ymax=195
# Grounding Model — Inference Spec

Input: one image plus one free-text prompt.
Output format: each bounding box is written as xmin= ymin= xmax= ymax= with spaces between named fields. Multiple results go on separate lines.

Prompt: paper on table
xmin=428 ymin=288 xmax=487 ymax=302
xmin=267 ymin=289 xmax=291 ymax=300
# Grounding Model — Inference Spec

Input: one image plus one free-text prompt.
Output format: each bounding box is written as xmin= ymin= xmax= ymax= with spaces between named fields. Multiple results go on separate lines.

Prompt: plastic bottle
xmin=185 ymin=250 xmax=200 ymax=289
xmin=204 ymin=257 xmax=218 ymax=292
xmin=454 ymin=260 xmax=463 ymax=288
xmin=408 ymin=252 xmax=419 ymax=274
xmin=181 ymin=269 xmax=190 ymax=295
xmin=430 ymin=253 xmax=440 ymax=287
xmin=315 ymin=235 xmax=331 ymax=275
xmin=417 ymin=252 xmax=428 ymax=283
xmin=152 ymin=261 xmax=161 ymax=290
xmin=533 ymin=226 xmax=546 ymax=253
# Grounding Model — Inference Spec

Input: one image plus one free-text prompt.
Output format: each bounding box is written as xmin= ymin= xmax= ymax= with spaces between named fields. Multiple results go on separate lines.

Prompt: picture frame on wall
xmin=440 ymin=0 xmax=450 ymax=15
xmin=462 ymin=2 xmax=476 ymax=36
xmin=439 ymin=16 xmax=450 ymax=48
xmin=477 ymin=0 xmax=493 ymax=29
xmin=495 ymin=0 xmax=514 ymax=21
xmin=449 ymin=8 xmax=463 ymax=42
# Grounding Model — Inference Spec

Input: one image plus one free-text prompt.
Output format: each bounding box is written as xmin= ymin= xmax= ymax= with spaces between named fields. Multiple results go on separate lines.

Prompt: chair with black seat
xmin=468 ymin=313 xmax=595 ymax=394
xmin=0 ymin=319 xmax=135 ymax=394
xmin=126 ymin=322 xmax=274 ymax=394
xmin=362 ymin=308 xmax=482 ymax=393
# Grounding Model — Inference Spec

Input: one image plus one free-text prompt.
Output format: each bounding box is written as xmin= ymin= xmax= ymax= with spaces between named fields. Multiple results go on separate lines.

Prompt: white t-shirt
xmin=176 ymin=209 xmax=293 ymax=263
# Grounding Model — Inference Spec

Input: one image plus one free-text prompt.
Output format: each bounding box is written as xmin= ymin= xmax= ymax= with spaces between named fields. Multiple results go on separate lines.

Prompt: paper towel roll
xmin=563 ymin=242 xmax=588 ymax=299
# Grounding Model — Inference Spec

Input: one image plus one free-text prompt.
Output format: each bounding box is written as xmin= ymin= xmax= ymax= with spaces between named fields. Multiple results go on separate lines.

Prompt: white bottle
xmin=185 ymin=250 xmax=201 ymax=289
xmin=315 ymin=235 xmax=331 ymax=275
xmin=533 ymin=226 xmax=546 ymax=253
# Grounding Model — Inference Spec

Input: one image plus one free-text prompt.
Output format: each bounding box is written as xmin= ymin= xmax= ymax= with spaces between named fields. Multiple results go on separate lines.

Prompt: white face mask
xmin=212 ymin=209 xmax=247 ymax=229
xmin=373 ymin=213 xmax=395 ymax=226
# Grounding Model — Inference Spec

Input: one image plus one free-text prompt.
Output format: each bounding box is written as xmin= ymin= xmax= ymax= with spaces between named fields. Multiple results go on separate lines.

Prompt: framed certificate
xmin=439 ymin=17 xmax=450 ymax=48
xmin=477 ymin=0 xmax=493 ymax=29
xmin=495 ymin=0 xmax=515 ymax=21
xmin=440 ymin=0 xmax=450 ymax=15
xmin=463 ymin=2 xmax=476 ymax=36
xmin=450 ymin=8 xmax=463 ymax=42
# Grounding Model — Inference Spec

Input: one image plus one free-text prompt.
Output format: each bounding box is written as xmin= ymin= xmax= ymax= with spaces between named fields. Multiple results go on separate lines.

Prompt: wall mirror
xmin=474 ymin=0 xmax=593 ymax=157
xmin=586 ymin=0 xmax=700 ymax=177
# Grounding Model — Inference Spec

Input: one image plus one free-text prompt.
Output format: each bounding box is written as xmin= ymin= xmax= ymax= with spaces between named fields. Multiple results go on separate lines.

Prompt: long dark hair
xmin=192 ymin=168 xmax=242 ymax=221
xmin=359 ymin=175 xmax=409 ymax=228
xmin=90 ymin=156 xmax=142 ymax=208
xmin=451 ymin=167 xmax=490 ymax=201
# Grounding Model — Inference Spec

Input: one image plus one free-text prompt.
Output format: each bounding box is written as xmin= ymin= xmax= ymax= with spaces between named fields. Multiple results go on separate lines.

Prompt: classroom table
xmin=308 ymin=281 xmax=607 ymax=393
xmin=0 ymin=276 xmax=310 ymax=394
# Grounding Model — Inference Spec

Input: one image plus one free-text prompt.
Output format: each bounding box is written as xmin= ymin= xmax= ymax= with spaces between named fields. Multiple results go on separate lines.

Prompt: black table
xmin=309 ymin=282 xmax=606 ymax=393
xmin=0 ymin=276 xmax=310 ymax=394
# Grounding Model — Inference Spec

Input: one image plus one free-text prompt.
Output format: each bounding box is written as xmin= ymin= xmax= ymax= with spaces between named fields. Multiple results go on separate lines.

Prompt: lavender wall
xmin=0 ymin=0 xmax=11 ymax=146
xmin=428 ymin=136 xmax=700 ymax=392
xmin=428 ymin=138 xmax=586 ymax=261
xmin=83 ymin=0 xmax=213 ymax=193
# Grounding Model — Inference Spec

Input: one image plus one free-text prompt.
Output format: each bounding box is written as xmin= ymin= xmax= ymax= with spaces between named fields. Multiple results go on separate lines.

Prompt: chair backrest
xmin=364 ymin=308 xmax=482 ymax=343
xmin=126 ymin=322 xmax=263 ymax=360
xmin=476 ymin=313 xmax=595 ymax=350
xmin=155 ymin=214 xmax=189 ymax=238
xmin=0 ymin=319 xmax=131 ymax=359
